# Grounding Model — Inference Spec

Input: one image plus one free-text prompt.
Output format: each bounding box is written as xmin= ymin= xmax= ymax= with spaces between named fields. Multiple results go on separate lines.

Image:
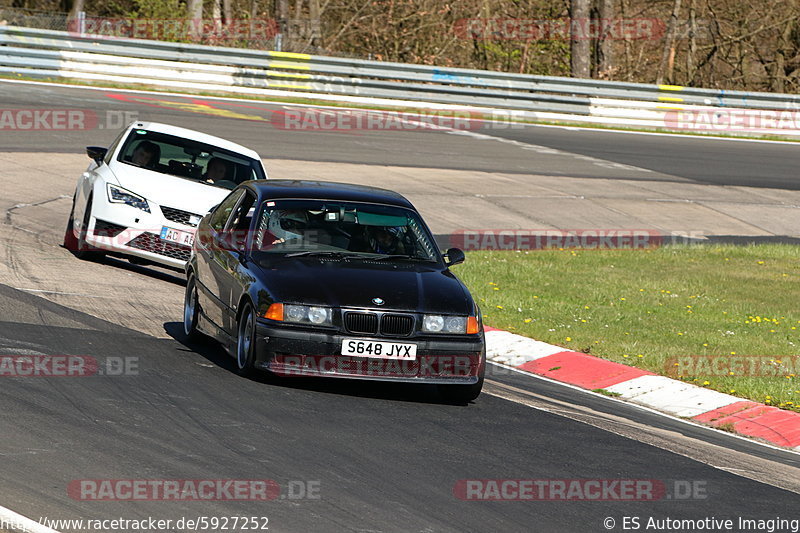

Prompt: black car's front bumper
xmin=253 ymin=321 xmax=485 ymax=384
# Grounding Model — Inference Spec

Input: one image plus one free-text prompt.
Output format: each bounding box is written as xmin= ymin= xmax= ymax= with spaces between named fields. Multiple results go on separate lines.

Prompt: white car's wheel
xmin=73 ymin=196 xmax=105 ymax=261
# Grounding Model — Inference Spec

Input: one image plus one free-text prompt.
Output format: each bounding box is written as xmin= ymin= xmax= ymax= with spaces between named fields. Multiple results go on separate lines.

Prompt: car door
xmin=195 ymin=189 xmax=245 ymax=329
xmin=215 ymin=190 xmax=258 ymax=335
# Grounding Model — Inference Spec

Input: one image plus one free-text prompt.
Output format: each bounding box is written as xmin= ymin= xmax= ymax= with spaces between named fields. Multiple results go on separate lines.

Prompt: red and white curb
xmin=485 ymin=327 xmax=800 ymax=451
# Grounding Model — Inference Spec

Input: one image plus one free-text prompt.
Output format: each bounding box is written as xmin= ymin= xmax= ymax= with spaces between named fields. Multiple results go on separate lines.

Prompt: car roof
xmin=126 ymin=121 xmax=262 ymax=160
xmin=242 ymin=180 xmax=415 ymax=209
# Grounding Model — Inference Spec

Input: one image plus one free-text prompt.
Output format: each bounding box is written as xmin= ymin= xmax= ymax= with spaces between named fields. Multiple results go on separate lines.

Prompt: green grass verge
xmin=2 ymin=73 xmax=799 ymax=143
xmin=457 ymin=244 xmax=800 ymax=412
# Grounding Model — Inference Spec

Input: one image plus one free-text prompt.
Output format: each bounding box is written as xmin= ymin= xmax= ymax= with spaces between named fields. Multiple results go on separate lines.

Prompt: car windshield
xmin=117 ymin=129 xmax=266 ymax=189
xmin=251 ymin=199 xmax=440 ymax=262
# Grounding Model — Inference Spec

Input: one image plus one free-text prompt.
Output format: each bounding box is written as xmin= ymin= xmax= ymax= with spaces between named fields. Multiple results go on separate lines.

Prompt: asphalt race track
xmin=0 ymin=80 xmax=799 ymax=532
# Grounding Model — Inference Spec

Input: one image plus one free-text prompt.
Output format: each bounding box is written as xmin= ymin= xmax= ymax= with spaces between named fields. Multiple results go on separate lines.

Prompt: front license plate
xmin=160 ymin=226 xmax=195 ymax=246
xmin=341 ymin=339 xmax=417 ymax=360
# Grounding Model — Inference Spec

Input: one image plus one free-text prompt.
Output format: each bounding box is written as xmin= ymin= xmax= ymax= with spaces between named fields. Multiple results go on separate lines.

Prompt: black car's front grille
xmin=344 ymin=312 xmax=379 ymax=334
xmin=161 ymin=206 xmax=201 ymax=227
xmin=93 ymin=219 xmax=126 ymax=237
xmin=380 ymin=314 xmax=414 ymax=336
xmin=343 ymin=312 xmax=415 ymax=336
xmin=127 ymin=232 xmax=191 ymax=262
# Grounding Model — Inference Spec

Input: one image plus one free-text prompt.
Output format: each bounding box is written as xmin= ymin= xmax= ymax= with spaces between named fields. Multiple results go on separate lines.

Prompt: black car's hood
xmin=255 ymin=257 xmax=472 ymax=315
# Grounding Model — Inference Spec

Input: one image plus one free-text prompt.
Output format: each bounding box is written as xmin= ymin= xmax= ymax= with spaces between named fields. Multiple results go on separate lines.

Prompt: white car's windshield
xmin=251 ymin=200 xmax=439 ymax=261
xmin=118 ymin=129 xmax=266 ymax=189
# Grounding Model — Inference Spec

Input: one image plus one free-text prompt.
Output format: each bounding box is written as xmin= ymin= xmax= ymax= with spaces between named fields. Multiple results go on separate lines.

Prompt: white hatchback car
xmin=64 ymin=121 xmax=268 ymax=269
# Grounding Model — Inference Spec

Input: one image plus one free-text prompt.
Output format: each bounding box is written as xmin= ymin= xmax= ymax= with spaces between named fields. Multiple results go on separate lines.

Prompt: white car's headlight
xmin=107 ymin=184 xmax=150 ymax=213
xmin=422 ymin=315 xmax=469 ymax=334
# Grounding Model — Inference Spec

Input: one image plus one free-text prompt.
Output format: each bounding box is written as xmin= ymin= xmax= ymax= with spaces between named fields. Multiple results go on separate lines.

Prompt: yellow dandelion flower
xmin=496 ymin=305 xmax=503 ymax=309
xmin=702 ymin=381 xmax=710 ymax=386
xmin=523 ymin=318 xmax=532 ymax=323
xmin=565 ymin=337 xmax=572 ymax=342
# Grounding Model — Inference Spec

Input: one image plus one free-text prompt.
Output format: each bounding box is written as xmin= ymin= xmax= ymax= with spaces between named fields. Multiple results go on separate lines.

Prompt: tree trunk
xmin=571 ymin=0 xmax=591 ymax=78
xmin=686 ymin=0 xmax=696 ymax=82
xmin=187 ymin=0 xmax=203 ymax=41
xmin=597 ymin=0 xmax=615 ymax=78
xmin=223 ymin=0 xmax=233 ymax=25
xmin=309 ymin=0 xmax=321 ymax=49
xmin=212 ymin=0 xmax=222 ymax=30
xmin=68 ymin=0 xmax=85 ymax=20
xmin=657 ymin=0 xmax=682 ymax=84
xmin=276 ymin=0 xmax=289 ymax=50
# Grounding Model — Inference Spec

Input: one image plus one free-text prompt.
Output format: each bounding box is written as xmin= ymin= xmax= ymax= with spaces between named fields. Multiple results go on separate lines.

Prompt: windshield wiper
xmin=284 ymin=250 xmax=362 ymax=258
xmin=367 ymin=254 xmax=435 ymax=262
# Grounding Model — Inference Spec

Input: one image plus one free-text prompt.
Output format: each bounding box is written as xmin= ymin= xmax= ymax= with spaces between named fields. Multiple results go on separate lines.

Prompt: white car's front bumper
xmin=83 ymin=197 xmax=203 ymax=269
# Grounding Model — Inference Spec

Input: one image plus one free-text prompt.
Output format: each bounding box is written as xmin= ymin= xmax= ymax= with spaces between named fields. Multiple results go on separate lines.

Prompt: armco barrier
xmin=2 ymin=25 xmax=800 ymax=135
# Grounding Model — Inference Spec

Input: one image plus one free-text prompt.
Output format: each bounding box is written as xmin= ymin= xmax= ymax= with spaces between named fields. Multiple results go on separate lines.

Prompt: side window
xmin=209 ymin=190 xmax=245 ymax=232
xmin=104 ymin=130 xmax=127 ymax=164
xmin=227 ymin=192 xmax=257 ymax=249
xmin=227 ymin=192 xmax=257 ymax=232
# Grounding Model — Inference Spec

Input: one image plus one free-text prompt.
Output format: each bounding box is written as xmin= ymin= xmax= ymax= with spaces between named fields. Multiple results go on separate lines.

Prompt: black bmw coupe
xmin=183 ymin=180 xmax=485 ymax=401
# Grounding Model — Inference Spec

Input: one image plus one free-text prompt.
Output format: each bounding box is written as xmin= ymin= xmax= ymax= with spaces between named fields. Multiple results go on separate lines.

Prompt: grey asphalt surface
xmin=1 ymin=81 xmax=798 ymax=188
xmin=0 ymin=80 xmax=799 ymax=532
xmin=0 ymin=283 xmax=798 ymax=533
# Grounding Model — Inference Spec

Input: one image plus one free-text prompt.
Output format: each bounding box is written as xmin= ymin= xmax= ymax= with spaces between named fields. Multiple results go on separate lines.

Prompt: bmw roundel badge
xmin=372 ymin=297 xmax=385 ymax=306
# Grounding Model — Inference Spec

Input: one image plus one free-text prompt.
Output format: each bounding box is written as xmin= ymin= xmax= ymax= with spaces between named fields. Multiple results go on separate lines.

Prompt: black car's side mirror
xmin=86 ymin=146 xmax=108 ymax=166
xmin=444 ymin=247 xmax=465 ymax=266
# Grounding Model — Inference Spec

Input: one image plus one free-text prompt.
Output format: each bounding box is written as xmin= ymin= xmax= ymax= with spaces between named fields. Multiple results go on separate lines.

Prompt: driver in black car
xmin=368 ymin=226 xmax=405 ymax=255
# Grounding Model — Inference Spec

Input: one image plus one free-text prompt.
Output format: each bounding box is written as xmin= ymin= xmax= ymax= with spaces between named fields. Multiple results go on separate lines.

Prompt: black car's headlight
xmin=107 ymin=183 xmax=150 ymax=212
xmin=422 ymin=315 xmax=479 ymax=334
xmin=263 ymin=303 xmax=333 ymax=326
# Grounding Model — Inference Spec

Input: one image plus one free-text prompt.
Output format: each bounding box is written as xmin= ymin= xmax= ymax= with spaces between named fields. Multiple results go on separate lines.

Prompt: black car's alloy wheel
xmin=236 ymin=303 xmax=257 ymax=376
xmin=183 ymin=275 xmax=202 ymax=341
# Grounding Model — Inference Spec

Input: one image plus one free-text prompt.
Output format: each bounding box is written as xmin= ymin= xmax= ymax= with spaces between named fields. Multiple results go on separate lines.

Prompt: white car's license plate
xmin=160 ymin=226 xmax=195 ymax=247
xmin=341 ymin=339 xmax=417 ymax=360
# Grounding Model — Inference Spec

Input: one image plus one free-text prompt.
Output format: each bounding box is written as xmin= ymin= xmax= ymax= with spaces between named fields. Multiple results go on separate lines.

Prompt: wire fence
xmin=0 ymin=7 xmax=67 ymax=32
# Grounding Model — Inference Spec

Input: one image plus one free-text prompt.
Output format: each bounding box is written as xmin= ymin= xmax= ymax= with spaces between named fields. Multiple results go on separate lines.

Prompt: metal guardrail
xmin=2 ymin=25 xmax=800 ymax=134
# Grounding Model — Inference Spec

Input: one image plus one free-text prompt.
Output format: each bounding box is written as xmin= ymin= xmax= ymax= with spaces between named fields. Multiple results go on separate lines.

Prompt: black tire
xmin=63 ymin=196 xmax=80 ymax=251
xmin=439 ymin=377 xmax=484 ymax=404
xmin=183 ymin=275 xmax=203 ymax=342
xmin=74 ymin=196 xmax=105 ymax=261
xmin=235 ymin=302 xmax=257 ymax=377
